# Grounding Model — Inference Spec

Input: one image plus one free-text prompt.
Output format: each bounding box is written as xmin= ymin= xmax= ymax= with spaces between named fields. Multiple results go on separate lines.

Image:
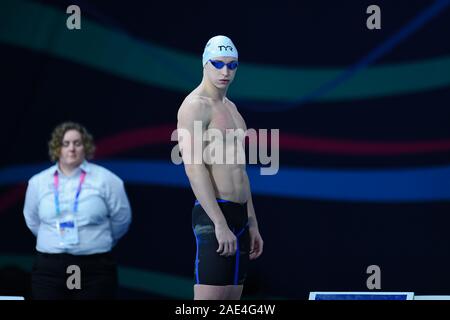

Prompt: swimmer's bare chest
xmin=208 ymin=100 xmax=245 ymax=134
xmin=206 ymin=100 xmax=248 ymax=202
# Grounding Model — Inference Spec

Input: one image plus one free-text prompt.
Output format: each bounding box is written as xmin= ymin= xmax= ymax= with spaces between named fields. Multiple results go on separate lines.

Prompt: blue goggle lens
xmin=210 ymin=60 xmax=239 ymax=70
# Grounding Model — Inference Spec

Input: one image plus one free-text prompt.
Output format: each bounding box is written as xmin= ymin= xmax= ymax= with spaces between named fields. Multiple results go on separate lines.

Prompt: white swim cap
xmin=202 ymin=35 xmax=238 ymax=66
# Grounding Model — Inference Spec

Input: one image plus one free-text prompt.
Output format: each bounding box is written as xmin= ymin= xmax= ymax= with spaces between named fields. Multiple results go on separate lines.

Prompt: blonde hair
xmin=48 ymin=122 xmax=95 ymax=162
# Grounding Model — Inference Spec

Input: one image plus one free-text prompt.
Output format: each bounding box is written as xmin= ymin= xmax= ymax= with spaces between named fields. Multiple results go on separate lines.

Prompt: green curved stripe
xmin=0 ymin=255 xmax=282 ymax=299
xmin=1 ymin=0 xmax=449 ymax=102
xmin=0 ymin=254 xmax=193 ymax=298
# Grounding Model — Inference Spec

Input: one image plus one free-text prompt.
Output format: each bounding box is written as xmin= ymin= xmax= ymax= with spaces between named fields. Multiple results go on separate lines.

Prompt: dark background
xmin=1 ymin=0 xmax=450 ymax=299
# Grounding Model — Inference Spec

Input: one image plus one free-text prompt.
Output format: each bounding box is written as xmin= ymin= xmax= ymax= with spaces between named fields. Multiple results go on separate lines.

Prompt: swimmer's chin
xmin=215 ymin=80 xmax=232 ymax=87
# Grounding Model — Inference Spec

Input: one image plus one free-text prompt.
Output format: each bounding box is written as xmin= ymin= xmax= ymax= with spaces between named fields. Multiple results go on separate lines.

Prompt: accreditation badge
xmin=56 ymin=212 xmax=79 ymax=246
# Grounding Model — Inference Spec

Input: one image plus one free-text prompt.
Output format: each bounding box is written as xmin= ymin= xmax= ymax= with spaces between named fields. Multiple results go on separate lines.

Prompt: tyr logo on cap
xmin=218 ymin=45 xmax=233 ymax=51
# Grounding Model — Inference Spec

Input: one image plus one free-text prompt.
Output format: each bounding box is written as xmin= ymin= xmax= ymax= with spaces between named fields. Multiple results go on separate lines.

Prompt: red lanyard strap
xmin=53 ymin=170 xmax=86 ymax=215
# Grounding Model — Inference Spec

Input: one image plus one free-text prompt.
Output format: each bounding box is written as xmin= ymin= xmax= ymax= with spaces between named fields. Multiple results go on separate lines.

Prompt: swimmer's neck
xmin=199 ymin=79 xmax=228 ymax=103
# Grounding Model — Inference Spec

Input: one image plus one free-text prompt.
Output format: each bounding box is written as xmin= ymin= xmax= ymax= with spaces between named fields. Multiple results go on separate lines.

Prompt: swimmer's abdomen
xmin=207 ymin=164 xmax=249 ymax=203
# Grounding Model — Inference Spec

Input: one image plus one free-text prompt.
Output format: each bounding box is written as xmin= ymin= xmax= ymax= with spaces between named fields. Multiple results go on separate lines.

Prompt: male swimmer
xmin=177 ymin=35 xmax=264 ymax=300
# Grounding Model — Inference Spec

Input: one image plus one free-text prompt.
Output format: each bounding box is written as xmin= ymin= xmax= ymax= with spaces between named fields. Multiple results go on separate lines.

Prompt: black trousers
xmin=31 ymin=251 xmax=118 ymax=300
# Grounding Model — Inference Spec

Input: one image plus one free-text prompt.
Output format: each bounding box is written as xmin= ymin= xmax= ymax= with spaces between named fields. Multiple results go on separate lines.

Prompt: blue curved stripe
xmin=1 ymin=160 xmax=450 ymax=202
xmin=293 ymin=0 xmax=450 ymax=107
xmin=242 ymin=0 xmax=450 ymax=111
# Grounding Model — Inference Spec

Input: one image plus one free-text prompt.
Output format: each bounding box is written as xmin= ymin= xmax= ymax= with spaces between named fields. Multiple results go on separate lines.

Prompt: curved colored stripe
xmin=2 ymin=124 xmax=450 ymax=215
xmin=0 ymin=184 xmax=26 ymax=212
xmin=1 ymin=160 xmax=450 ymax=202
xmin=0 ymin=125 xmax=175 ymax=215
xmin=0 ymin=255 xmax=283 ymax=299
xmin=293 ymin=0 xmax=450 ymax=106
xmin=279 ymin=133 xmax=450 ymax=155
xmin=95 ymin=125 xmax=174 ymax=158
xmin=0 ymin=255 xmax=193 ymax=299
xmin=96 ymin=125 xmax=450 ymax=156
xmin=1 ymin=0 xmax=450 ymax=104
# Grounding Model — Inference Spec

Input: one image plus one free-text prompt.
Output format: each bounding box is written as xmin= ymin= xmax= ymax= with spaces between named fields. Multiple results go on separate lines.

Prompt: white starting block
xmin=309 ymin=292 xmax=414 ymax=300
xmin=414 ymin=295 xmax=450 ymax=300
xmin=309 ymin=292 xmax=450 ymax=300
xmin=0 ymin=296 xmax=25 ymax=300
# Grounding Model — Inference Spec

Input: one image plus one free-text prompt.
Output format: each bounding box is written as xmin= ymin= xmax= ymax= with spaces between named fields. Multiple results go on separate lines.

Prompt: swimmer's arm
xmin=244 ymin=170 xmax=264 ymax=259
xmin=244 ymin=171 xmax=259 ymax=230
xmin=178 ymin=99 xmax=237 ymax=256
xmin=185 ymin=166 xmax=227 ymax=226
xmin=177 ymin=100 xmax=227 ymax=227
xmin=239 ymin=117 xmax=259 ymax=229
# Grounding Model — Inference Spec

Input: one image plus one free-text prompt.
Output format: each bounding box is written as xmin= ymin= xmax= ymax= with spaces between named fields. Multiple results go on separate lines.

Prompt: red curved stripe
xmin=95 ymin=124 xmax=175 ymax=157
xmin=3 ymin=124 xmax=450 ymax=216
xmin=0 ymin=125 xmax=176 ymax=215
xmin=0 ymin=183 xmax=26 ymax=213
xmin=279 ymin=134 xmax=450 ymax=155
xmin=95 ymin=125 xmax=450 ymax=156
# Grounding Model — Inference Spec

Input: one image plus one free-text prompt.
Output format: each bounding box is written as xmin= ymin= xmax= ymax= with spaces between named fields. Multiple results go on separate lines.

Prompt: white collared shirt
xmin=23 ymin=160 xmax=132 ymax=255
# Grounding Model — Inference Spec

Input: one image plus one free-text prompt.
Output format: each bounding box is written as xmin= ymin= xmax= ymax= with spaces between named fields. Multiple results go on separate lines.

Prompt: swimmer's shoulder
xmin=224 ymin=97 xmax=238 ymax=111
xmin=223 ymin=97 xmax=242 ymax=116
xmin=178 ymin=94 xmax=212 ymax=124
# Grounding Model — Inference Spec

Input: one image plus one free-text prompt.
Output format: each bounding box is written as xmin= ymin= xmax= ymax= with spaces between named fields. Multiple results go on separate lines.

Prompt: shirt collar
xmin=79 ymin=160 xmax=90 ymax=173
xmin=53 ymin=160 xmax=90 ymax=176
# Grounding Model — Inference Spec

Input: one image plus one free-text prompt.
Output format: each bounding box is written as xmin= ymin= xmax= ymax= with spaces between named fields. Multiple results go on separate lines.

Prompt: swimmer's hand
xmin=215 ymin=222 xmax=237 ymax=257
xmin=249 ymin=227 xmax=263 ymax=260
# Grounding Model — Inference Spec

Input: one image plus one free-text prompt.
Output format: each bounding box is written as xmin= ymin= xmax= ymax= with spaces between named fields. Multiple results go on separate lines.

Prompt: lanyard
xmin=53 ymin=170 xmax=86 ymax=215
